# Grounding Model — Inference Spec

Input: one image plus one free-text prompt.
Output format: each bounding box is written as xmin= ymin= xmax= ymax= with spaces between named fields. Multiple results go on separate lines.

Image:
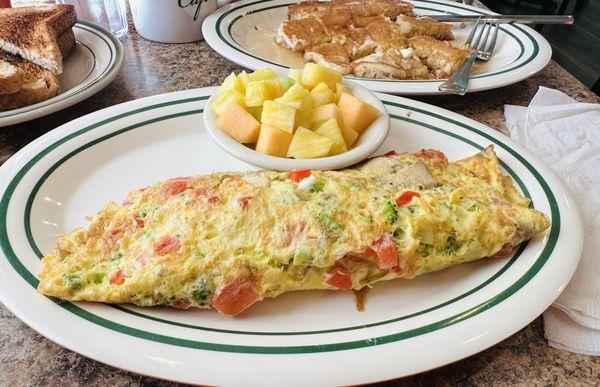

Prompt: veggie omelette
xmin=38 ymin=146 xmax=549 ymax=316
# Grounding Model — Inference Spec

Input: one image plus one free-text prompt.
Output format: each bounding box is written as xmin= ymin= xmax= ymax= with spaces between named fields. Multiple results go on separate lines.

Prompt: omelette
xmin=38 ymin=146 xmax=550 ymax=316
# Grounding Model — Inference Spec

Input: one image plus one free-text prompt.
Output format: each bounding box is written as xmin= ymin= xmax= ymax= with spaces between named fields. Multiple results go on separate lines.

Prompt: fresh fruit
xmin=246 ymin=80 xmax=275 ymax=107
xmin=301 ymin=62 xmax=342 ymax=90
xmin=211 ymin=89 xmax=246 ymax=116
xmin=310 ymin=82 xmax=335 ymax=108
xmin=309 ymin=103 xmax=340 ymax=126
xmin=287 ymin=127 xmax=333 ymax=158
xmin=238 ymin=70 xmax=251 ymax=88
xmin=334 ymin=82 xmax=349 ymax=103
xmin=247 ymin=106 xmax=263 ymax=121
xmin=340 ymin=125 xmax=359 ymax=147
xmin=275 ymin=83 xmax=310 ymax=110
xmin=288 ymin=68 xmax=303 ymax=87
xmin=261 ymin=100 xmax=297 ymax=133
xmin=215 ymin=103 xmax=260 ymax=143
xmin=337 ymin=92 xmax=380 ymax=134
xmin=315 ymin=119 xmax=348 ymax=155
xmin=249 ymin=68 xmax=277 ymax=81
xmin=255 ymin=124 xmax=293 ymax=157
xmin=219 ymin=72 xmax=244 ymax=95
xmin=277 ymin=76 xmax=295 ymax=92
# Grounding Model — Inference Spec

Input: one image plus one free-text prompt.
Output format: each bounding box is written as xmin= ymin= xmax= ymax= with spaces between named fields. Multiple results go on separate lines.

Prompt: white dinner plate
xmin=202 ymin=0 xmax=552 ymax=95
xmin=0 ymin=22 xmax=123 ymax=128
xmin=0 ymin=87 xmax=582 ymax=385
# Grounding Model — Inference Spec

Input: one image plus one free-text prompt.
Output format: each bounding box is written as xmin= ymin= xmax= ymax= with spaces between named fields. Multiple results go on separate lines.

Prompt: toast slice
xmin=0 ymin=4 xmax=77 ymax=74
xmin=0 ymin=52 xmax=60 ymax=110
xmin=57 ymin=28 xmax=76 ymax=58
xmin=0 ymin=58 xmax=24 ymax=94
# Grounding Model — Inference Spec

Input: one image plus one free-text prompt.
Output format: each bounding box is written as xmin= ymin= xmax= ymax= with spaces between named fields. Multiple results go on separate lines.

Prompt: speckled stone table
xmin=1 ymin=14 xmax=600 ymax=386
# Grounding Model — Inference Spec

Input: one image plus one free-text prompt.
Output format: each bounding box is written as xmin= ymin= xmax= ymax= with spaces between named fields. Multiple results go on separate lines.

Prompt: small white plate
xmin=202 ymin=0 xmax=552 ymax=95
xmin=204 ymin=72 xmax=390 ymax=170
xmin=0 ymin=88 xmax=582 ymax=385
xmin=0 ymin=21 xmax=123 ymax=128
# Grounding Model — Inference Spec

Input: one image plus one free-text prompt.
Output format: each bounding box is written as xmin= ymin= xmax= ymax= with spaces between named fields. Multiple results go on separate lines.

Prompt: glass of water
xmin=56 ymin=0 xmax=128 ymax=38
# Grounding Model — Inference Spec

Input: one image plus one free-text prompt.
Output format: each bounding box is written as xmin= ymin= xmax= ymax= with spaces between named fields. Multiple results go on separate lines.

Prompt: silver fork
xmin=438 ymin=18 xmax=500 ymax=95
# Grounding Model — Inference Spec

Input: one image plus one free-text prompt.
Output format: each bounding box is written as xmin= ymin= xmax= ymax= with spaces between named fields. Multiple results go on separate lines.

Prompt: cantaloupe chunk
xmin=287 ymin=127 xmax=333 ymax=159
xmin=309 ymin=103 xmax=339 ymax=125
xmin=211 ymin=89 xmax=246 ymax=116
xmin=315 ymin=119 xmax=348 ymax=155
xmin=301 ymin=63 xmax=342 ymax=90
xmin=310 ymin=82 xmax=334 ymax=108
xmin=219 ymin=72 xmax=244 ymax=95
xmin=215 ymin=103 xmax=260 ymax=143
xmin=255 ymin=124 xmax=293 ymax=157
xmin=340 ymin=125 xmax=359 ymax=147
xmin=261 ymin=100 xmax=297 ymax=133
xmin=334 ymin=82 xmax=349 ymax=103
xmin=337 ymin=92 xmax=380 ymax=134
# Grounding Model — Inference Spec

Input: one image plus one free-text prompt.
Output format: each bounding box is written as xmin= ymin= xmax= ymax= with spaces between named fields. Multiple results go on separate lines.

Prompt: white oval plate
xmin=0 ymin=88 xmax=582 ymax=385
xmin=204 ymin=71 xmax=390 ymax=170
xmin=202 ymin=0 xmax=552 ymax=95
xmin=0 ymin=21 xmax=124 ymax=128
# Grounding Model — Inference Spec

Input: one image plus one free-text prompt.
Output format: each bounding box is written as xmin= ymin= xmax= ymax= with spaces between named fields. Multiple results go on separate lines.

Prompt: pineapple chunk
xmin=301 ymin=63 xmax=342 ymax=90
xmin=239 ymin=71 xmax=251 ymax=88
xmin=310 ymin=82 xmax=335 ymax=107
xmin=215 ymin=102 xmax=260 ymax=143
xmin=287 ymin=127 xmax=333 ymax=159
xmin=261 ymin=100 xmax=297 ymax=133
xmin=275 ymin=83 xmax=310 ymax=110
xmin=256 ymin=124 xmax=293 ymax=157
xmin=247 ymin=106 xmax=263 ymax=121
xmin=250 ymin=68 xmax=277 ymax=81
xmin=315 ymin=119 xmax=348 ymax=155
xmin=219 ymin=72 xmax=244 ymax=95
xmin=337 ymin=92 xmax=380 ymax=134
xmin=288 ymin=68 xmax=303 ymax=87
xmin=278 ymin=76 xmax=295 ymax=92
xmin=269 ymin=78 xmax=285 ymax=99
xmin=245 ymin=80 xmax=274 ymax=107
xmin=211 ymin=89 xmax=246 ymax=116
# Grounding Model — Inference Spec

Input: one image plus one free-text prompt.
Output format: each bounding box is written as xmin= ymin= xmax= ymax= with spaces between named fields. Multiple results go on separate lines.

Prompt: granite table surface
xmin=1 ymin=15 xmax=600 ymax=387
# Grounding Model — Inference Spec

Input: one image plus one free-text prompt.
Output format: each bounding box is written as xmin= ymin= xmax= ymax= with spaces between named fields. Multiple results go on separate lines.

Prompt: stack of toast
xmin=277 ymin=0 xmax=470 ymax=80
xmin=0 ymin=4 xmax=77 ymax=110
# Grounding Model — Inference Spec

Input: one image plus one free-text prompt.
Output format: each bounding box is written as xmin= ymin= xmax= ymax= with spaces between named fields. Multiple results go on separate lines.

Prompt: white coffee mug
xmin=129 ymin=0 xmax=232 ymax=43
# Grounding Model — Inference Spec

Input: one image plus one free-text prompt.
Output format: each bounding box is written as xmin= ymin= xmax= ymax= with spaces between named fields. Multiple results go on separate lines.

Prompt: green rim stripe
xmin=0 ymin=94 xmax=559 ymax=354
xmin=0 ymin=22 xmax=121 ymax=119
xmin=215 ymin=0 xmax=537 ymax=81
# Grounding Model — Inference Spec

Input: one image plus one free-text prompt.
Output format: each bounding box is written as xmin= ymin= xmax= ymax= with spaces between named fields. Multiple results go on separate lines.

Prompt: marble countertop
xmin=1 ymin=13 xmax=599 ymax=386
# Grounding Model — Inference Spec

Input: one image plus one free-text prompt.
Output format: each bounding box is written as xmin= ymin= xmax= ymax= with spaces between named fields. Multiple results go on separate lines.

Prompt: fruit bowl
xmin=203 ymin=68 xmax=390 ymax=171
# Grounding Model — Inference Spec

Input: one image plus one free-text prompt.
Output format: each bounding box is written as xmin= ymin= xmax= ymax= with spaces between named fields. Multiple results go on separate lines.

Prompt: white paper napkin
xmin=505 ymin=86 xmax=600 ymax=356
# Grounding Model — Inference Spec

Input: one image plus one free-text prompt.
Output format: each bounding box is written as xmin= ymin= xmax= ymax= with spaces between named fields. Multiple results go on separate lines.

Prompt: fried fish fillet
xmin=408 ymin=35 xmax=470 ymax=78
xmin=38 ymin=147 xmax=549 ymax=317
xmin=304 ymin=42 xmax=354 ymax=74
xmin=395 ymin=15 xmax=454 ymax=40
xmin=276 ymin=16 xmax=330 ymax=52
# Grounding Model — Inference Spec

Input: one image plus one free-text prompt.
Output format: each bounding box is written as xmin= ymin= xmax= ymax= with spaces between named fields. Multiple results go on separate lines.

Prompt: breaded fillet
xmin=289 ymin=0 xmax=413 ymax=25
xmin=304 ymin=42 xmax=354 ymax=74
xmin=396 ymin=15 xmax=454 ymax=40
xmin=352 ymin=52 xmax=408 ymax=79
xmin=409 ymin=35 xmax=469 ymax=78
xmin=330 ymin=27 xmax=377 ymax=60
xmin=364 ymin=21 xmax=407 ymax=48
xmin=276 ymin=16 xmax=330 ymax=52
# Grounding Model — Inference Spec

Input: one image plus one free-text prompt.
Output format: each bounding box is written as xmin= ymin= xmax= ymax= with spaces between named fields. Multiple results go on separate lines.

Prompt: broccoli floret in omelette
xmin=37 ymin=146 xmax=550 ymax=316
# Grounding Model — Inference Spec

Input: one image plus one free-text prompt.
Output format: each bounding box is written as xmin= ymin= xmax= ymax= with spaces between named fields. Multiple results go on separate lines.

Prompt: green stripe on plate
xmin=215 ymin=0 xmax=537 ymax=81
xmin=0 ymin=94 xmax=559 ymax=353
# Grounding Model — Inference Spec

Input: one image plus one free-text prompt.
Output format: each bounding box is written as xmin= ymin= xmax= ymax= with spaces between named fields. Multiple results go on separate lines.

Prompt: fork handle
xmin=438 ymin=52 xmax=477 ymax=96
